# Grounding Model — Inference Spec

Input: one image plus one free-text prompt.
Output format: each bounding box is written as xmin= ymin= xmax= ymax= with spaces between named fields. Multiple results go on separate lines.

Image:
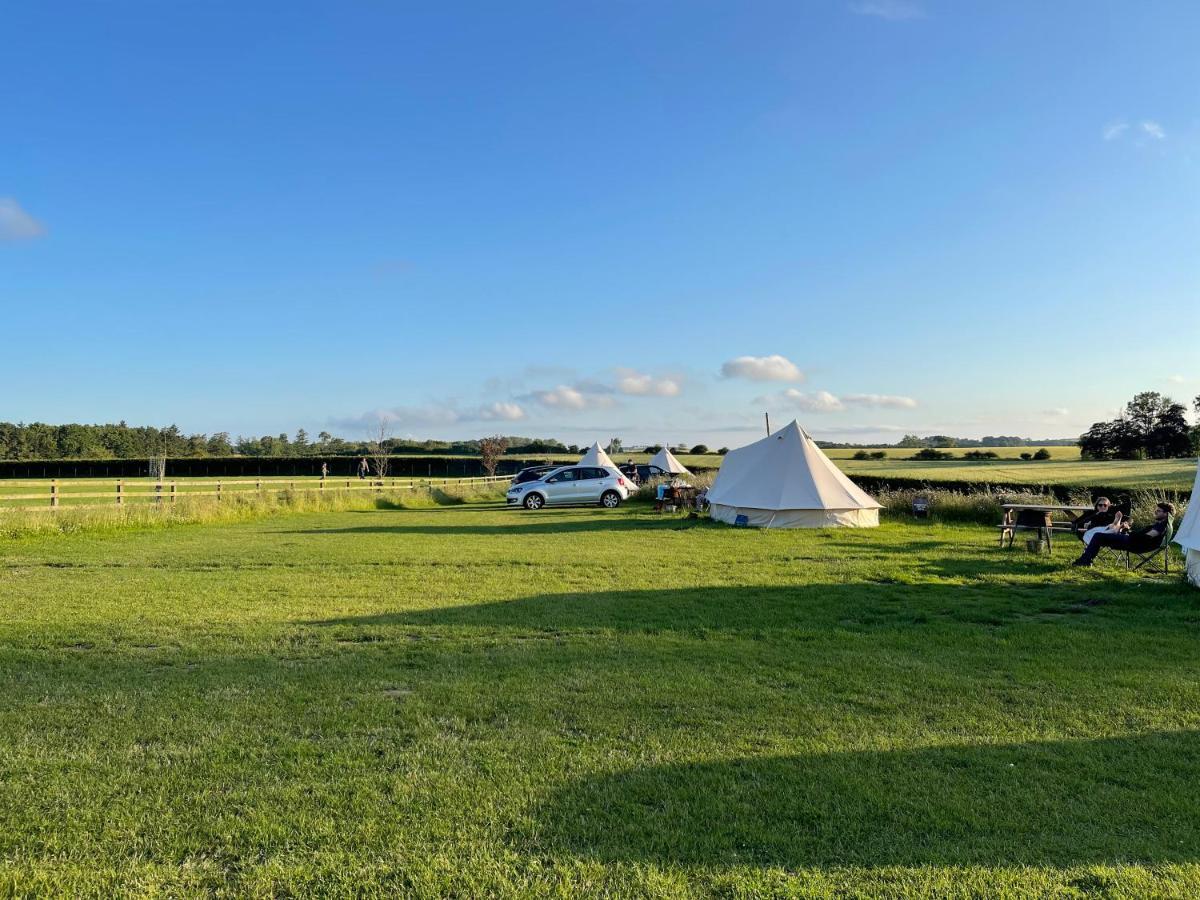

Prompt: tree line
xmin=0 ymin=422 xmax=576 ymax=461
xmin=1079 ymin=392 xmax=1200 ymax=460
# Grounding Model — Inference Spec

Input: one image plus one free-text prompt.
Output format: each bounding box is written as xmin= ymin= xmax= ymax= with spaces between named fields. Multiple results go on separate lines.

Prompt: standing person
xmin=1072 ymin=502 xmax=1174 ymax=567
xmin=321 ymin=462 xmax=328 ymax=480
xmin=358 ymin=457 xmax=369 ymax=479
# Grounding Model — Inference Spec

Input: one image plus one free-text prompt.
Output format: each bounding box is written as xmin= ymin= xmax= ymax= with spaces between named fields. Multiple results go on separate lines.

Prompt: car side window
xmin=548 ymin=469 xmax=576 ymax=483
xmin=590 ymin=468 xmax=609 ymax=479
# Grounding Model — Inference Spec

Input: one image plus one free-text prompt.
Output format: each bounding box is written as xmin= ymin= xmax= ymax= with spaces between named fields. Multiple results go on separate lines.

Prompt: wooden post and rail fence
xmin=0 ymin=475 xmax=513 ymax=512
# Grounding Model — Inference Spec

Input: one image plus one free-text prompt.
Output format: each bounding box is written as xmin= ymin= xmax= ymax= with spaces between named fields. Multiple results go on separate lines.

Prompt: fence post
xmin=319 ymin=479 xmax=325 ymax=492
xmin=217 ymin=481 xmax=222 ymax=502
xmin=256 ymin=479 xmax=262 ymax=493
xmin=170 ymin=483 xmax=177 ymax=505
xmin=50 ymin=480 xmax=58 ymax=508
xmin=117 ymin=480 xmax=123 ymax=506
xmin=155 ymin=483 xmax=162 ymax=507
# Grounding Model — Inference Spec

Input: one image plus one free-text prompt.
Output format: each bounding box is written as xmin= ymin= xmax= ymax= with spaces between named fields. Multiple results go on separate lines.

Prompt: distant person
xmin=320 ymin=462 xmax=328 ymax=480
xmin=1074 ymin=497 xmax=1123 ymax=545
xmin=1072 ymin=502 xmax=1174 ymax=567
xmin=358 ymin=457 xmax=369 ymax=479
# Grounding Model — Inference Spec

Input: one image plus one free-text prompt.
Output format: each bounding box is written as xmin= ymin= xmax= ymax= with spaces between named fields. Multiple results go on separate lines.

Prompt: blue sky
xmin=4 ymin=1 xmax=1198 ymax=446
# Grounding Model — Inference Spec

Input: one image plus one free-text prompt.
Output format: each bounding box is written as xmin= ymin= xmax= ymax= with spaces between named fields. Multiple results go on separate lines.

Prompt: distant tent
xmin=649 ymin=446 xmax=691 ymax=475
xmin=706 ymin=420 xmax=881 ymax=528
xmin=578 ymin=442 xmax=619 ymax=470
xmin=1174 ymin=458 xmax=1200 ymax=588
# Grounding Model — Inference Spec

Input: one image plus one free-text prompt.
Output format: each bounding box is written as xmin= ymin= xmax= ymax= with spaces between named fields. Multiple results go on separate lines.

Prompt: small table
xmin=656 ymin=485 xmax=697 ymax=512
xmin=998 ymin=504 xmax=1093 ymax=552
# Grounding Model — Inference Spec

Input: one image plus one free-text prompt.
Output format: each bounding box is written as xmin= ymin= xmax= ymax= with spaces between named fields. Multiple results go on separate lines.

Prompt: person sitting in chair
xmin=1075 ymin=496 xmax=1124 ymax=546
xmin=1072 ymin=502 xmax=1174 ymax=567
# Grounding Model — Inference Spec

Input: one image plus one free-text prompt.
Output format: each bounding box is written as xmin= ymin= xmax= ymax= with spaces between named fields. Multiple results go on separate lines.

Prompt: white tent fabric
xmin=649 ymin=447 xmax=691 ymax=475
xmin=1173 ymin=458 xmax=1199 ymax=587
xmin=578 ymin=442 xmax=619 ymax=470
xmin=707 ymin=420 xmax=881 ymax=528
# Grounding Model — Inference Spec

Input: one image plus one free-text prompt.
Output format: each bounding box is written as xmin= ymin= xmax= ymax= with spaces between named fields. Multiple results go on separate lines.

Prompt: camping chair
xmin=1113 ymin=521 xmax=1175 ymax=574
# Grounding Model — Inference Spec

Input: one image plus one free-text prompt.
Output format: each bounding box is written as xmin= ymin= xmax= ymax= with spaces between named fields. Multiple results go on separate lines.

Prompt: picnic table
xmin=655 ymin=484 xmax=698 ymax=513
xmin=998 ymin=503 xmax=1093 ymax=552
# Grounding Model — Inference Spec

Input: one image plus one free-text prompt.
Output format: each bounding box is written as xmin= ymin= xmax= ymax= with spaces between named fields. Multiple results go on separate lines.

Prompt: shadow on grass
xmin=304 ymin=578 xmax=1187 ymax=634
xmin=531 ymin=731 xmax=1200 ymax=868
xmin=279 ymin=514 xmax=714 ymax=536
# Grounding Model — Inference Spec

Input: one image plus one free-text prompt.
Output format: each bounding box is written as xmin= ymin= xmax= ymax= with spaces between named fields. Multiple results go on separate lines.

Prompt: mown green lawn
xmin=1 ymin=504 xmax=1198 ymax=897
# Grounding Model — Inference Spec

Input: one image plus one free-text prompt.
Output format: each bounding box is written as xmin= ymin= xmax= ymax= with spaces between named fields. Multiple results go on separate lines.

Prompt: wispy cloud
xmin=1141 ymin=120 xmax=1166 ymax=140
xmin=526 ymin=385 xmax=615 ymax=412
xmin=335 ymin=400 xmax=526 ymax=430
xmin=0 ymin=198 xmax=46 ymax=241
xmin=1042 ymin=407 xmax=1070 ymax=418
xmin=721 ymin=354 xmax=805 ymax=383
xmin=761 ymin=389 xmax=918 ymax=414
xmin=1103 ymin=121 xmax=1129 ymax=141
xmin=614 ymin=368 xmax=681 ymax=397
xmin=849 ymin=0 xmax=925 ymax=21
xmin=1104 ymin=119 xmax=1167 ymax=144
xmin=776 ymin=389 xmax=845 ymax=413
xmin=477 ymin=401 xmax=526 ymax=421
xmin=842 ymin=393 xmax=918 ymax=409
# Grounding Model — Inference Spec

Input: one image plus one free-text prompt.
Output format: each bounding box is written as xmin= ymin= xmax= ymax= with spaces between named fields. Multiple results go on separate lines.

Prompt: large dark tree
xmin=1079 ymin=391 xmax=1194 ymax=460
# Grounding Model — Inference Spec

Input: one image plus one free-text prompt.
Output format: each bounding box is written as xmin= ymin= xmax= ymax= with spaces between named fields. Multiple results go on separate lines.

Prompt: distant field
xmin=821 ymin=445 xmax=1082 ymax=461
xmin=511 ymin=448 xmax=1194 ymax=492
xmin=2 ymin=449 xmax=1194 ymax=509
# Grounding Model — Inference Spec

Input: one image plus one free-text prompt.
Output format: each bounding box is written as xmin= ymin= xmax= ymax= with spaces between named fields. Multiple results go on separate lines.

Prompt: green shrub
xmin=910 ymin=448 xmax=954 ymax=461
xmin=1032 ymin=448 xmax=1052 ymax=460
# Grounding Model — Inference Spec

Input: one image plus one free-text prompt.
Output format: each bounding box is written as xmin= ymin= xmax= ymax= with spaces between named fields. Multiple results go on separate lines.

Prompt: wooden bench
xmin=998 ymin=504 xmax=1092 ymax=553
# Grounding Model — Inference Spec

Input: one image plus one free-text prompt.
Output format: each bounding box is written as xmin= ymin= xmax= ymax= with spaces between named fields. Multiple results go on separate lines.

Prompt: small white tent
xmin=649 ymin=446 xmax=691 ymax=476
xmin=706 ymin=420 xmax=881 ymax=528
xmin=578 ymin=442 xmax=619 ymax=470
xmin=1173 ymin=458 xmax=1200 ymax=588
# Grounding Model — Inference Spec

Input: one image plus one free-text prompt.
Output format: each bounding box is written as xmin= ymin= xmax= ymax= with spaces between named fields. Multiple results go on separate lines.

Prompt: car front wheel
xmin=523 ymin=492 xmax=545 ymax=510
xmin=600 ymin=490 xmax=622 ymax=509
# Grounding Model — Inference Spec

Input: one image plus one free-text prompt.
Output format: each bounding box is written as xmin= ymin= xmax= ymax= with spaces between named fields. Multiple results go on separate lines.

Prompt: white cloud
xmin=0 ymin=198 xmax=46 ymax=241
xmin=528 ymin=385 xmax=615 ymax=411
xmin=1103 ymin=121 xmax=1129 ymax=141
xmin=841 ymin=393 xmax=918 ymax=409
xmin=849 ymin=0 xmax=925 ymax=20
xmin=338 ymin=400 xmax=526 ymax=429
xmin=1168 ymin=374 xmax=1186 ymax=384
xmin=721 ymin=354 xmax=806 ymax=383
xmin=477 ymin=401 xmax=526 ymax=421
xmin=1041 ymin=407 xmax=1070 ymax=418
xmin=779 ymin=389 xmax=845 ymax=413
xmin=761 ymin=388 xmax=918 ymax=414
xmin=614 ymin=368 xmax=682 ymax=397
xmin=1141 ymin=120 xmax=1166 ymax=140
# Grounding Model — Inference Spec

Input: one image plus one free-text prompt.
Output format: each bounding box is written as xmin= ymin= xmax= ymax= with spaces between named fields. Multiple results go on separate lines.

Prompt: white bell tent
xmin=1173 ymin=458 xmax=1200 ymax=588
xmin=706 ymin=420 xmax=881 ymax=528
xmin=649 ymin=446 xmax=691 ymax=476
xmin=578 ymin=442 xmax=619 ymax=470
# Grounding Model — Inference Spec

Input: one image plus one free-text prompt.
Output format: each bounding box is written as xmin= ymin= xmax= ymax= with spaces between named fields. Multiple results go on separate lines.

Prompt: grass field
xmin=2 ymin=502 xmax=1198 ymax=897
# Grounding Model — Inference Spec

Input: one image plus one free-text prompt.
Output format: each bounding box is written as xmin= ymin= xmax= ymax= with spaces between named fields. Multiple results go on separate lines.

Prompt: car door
xmin=542 ymin=468 xmax=581 ymax=504
xmin=576 ymin=467 xmax=606 ymax=503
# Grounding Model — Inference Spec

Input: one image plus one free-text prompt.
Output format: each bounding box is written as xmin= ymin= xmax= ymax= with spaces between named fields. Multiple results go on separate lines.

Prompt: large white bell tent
xmin=649 ymin=446 xmax=691 ymax=476
xmin=706 ymin=420 xmax=881 ymax=528
xmin=578 ymin=442 xmax=620 ymax=470
xmin=1174 ymin=458 xmax=1200 ymax=588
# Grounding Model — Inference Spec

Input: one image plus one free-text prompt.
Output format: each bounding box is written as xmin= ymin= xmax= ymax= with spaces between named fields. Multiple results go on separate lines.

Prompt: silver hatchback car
xmin=506 ymin=465 xmax=631 ymax=510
